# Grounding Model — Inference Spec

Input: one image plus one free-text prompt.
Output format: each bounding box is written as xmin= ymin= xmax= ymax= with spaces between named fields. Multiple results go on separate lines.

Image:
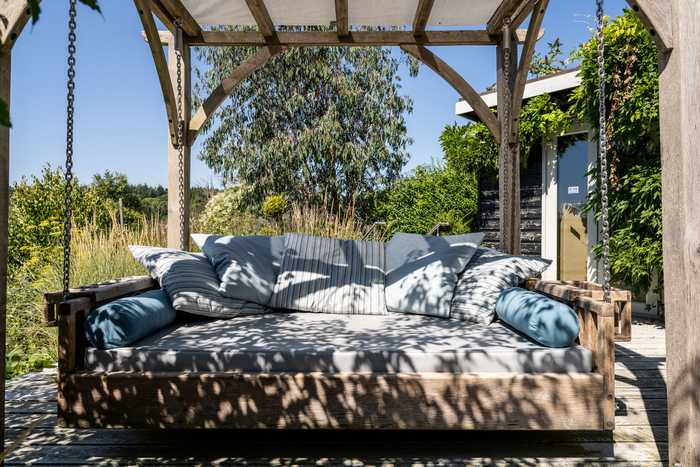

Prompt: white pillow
xmin=450 ymin=248 xmax=552 ymax=324
xmin=385 ymin=232 xmax=484 ymax=318
xmin=129 ymin=245 xmax=268 ymax=318
xmin=192 ymin=234 xmax=285 ymax=306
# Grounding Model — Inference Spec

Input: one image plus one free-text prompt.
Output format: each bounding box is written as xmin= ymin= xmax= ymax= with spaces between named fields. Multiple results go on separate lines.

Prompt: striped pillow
xmin=450 ymin=248 xmax=551 ymax=324
xmin=269 ymin=234 xmax=387 ymax=315
xmin=129 ymin=246 xmax=268 ymax=319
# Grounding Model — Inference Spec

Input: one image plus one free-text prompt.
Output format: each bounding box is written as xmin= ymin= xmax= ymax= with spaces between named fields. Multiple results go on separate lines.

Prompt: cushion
xmin=84 ymin=313 xmax=593 ymax=374
xmin=269 ymin=234 xmax=386 ymax=315
xmin=191 ymin=234 xmax=285 ymax=305
xmin=84 ymin=288 xmax=176 ymax=350
xmin=496 ymin=287 xmax=580 ymax=348
xmin=450 ymin=248 xmax=552 ymax=324
xmin=129 ymin=245 xmax=268 ymax=318
xmin=385 ymin=232 xmax=484 ymax=317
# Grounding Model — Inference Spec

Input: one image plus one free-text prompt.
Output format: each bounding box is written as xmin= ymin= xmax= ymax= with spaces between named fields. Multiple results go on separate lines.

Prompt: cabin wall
xmin=478 ymin=144 xmax=542 ymax=255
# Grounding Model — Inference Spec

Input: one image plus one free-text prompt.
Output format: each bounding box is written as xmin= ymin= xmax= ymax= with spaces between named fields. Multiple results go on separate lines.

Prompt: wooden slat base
xmin=57 ymin=371 xmax=609 ymax=430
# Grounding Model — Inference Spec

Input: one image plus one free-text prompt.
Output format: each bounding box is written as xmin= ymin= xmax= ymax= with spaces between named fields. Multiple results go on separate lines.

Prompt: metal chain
xmin=596 ymin=0 xmax=612 ymax=303
xmin=175 ymin=22 xmax=186 ymax=250
xmin=500 ymin=18 xmax=513 ymax=253
xmin=63 ymin=0 xmax=78 ymax=299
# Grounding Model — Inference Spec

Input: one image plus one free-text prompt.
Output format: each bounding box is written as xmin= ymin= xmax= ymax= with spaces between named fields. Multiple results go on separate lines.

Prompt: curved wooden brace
xmin=188 ymin=46 xmax=285 ymax=144
xmin=400 ymin=45 xmax=501 ymax=142
xmin=134 ymin=0 xmax=179 ymax=145
xmin=512 ymin=0 xmax=549 ymax=119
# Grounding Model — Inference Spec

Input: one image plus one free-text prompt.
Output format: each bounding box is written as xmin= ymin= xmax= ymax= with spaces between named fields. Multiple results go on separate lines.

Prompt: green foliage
xmin=262 ymin=194 xmax=289 ymax=219
xmin=7 ymin=218 xmax=165 ymax=378
xmin=440 ymin=122 xmax=498 ymax=175
xmin=574 ymin=10 xmax=662 ymax=294
xmin=9 ymin=166 xmax=106 ymax=268
xmin=530 ymin=38 xmax=569 ymax=78
xmin=195 ymin=187 xmax=271 ymax=236
xmin=571 ymin=9 xmax=660 ymax=168
xmin=381 ymin=165 xmax=478 ymax=235
xmin=439 ymin=93 xmax=571 ymax=178
xmin=195 ymin=32 xmax=418 ymax=215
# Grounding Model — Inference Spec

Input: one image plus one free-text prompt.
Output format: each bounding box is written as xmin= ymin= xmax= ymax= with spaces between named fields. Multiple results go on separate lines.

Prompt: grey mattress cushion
xmin=450 ymin=248 xmax=552 ymax=325
xmin=385 ymin=232 xmax=484 ymax=317
xmin=191 ymin=234 xmax=285 ymax=305
xmin=129 ymin=245 xmax=268 ymax=318
xmin=269 ymin=234 xmax=387 ymax=315
xmin=85 ymin=313 xmax=592 ymax=374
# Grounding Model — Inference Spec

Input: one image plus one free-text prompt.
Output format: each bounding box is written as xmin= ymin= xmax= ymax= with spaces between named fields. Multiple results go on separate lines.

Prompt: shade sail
xmin=181 ymin=0 xmax=501 ymax=28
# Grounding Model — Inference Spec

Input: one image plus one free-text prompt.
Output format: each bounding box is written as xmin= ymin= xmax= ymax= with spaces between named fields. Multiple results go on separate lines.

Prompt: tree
xmin=195 ymin=33 xmax=418 ymax=216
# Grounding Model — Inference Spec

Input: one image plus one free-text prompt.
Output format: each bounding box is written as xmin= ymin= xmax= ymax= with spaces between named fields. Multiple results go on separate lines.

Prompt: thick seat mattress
xmin=84 ymin=313 xmax=593 ymax=374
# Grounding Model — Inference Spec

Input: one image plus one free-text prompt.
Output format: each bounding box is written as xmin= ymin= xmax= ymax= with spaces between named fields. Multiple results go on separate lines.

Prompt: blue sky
xmin=9 ymin=0 xmax=628 ymax=187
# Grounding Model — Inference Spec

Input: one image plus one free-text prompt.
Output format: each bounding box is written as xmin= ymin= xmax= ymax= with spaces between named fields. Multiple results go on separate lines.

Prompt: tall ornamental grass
xmin=6 ymin=215 xmax=165 ymax=378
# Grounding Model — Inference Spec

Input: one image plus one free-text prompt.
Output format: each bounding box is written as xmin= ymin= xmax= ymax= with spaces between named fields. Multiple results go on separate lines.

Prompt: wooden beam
xmin=412 ymin=0 xmax=435 ymax=35
xmin=245 ymin=0 xmax=275 ymax=38
xmin=627 ymin=0 xmax=673 ymax=51
xmin=0 ymin=0 xmax=31 ymax=54
xmin=334 ymin=0 xmax=348 ymax=37
xmin=189 ymin=46 xmax=285 ymax=143
xmin=512 ymin=0 xmax=549 ymax=119
xmin=166 ymin=33 xmax=191 ymax=250
xmin=496 ymin=23 xmax=520 ymax=255
xmin=193 ymin=29 xmax=535 ymax=47
xmin=149 ymin=0 xmax=176 ymax=33
xmin=152 ymin=0 xmax=201 ymax=39
xmin=400 ymin=45 xmax=500 ymax=141
xmin=649 ymin=1 xmax=698 ymax=464
xmin=511 ymin=0 xmax=536 ymax=29
xmin=488 ymin=0 xmax=528 ymax=34
xmin=134 ymin=0 xmax=179 ymax=146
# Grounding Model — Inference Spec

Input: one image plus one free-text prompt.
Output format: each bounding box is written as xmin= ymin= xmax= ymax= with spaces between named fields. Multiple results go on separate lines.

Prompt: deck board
xmin=3 ymin=318 xmax=668 ymax=466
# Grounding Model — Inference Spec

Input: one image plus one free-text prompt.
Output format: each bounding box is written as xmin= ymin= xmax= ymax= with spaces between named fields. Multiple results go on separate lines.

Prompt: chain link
xmin=63 ymin=0 xmax=78 ymax=299
xmin=500 ymin=18 xmax=513 ymax=253
xmin=175 ymin=22 xmax=186 ymax=251
xmin=596 ymin=0 xmax=612 ymax=303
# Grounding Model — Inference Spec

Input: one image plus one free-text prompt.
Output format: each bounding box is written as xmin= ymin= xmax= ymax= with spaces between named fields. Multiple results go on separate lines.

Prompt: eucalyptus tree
xmin=195 ymin=33 xmax=418 ymax=215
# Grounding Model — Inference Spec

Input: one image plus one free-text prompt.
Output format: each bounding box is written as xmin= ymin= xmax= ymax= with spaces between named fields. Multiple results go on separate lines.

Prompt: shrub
xmin=6 ymin=215 xmax=166 ymax=378
xmin=381 ymin=165 xmax=478 ymax=235
xmin=262 ymin=194 xmax=289 ymax=220
xmin=195 ymin=187 xmax=272 ymax=235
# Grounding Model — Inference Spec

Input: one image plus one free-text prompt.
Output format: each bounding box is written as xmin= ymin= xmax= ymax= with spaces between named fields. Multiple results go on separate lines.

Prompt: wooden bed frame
xmin=44 ymin=276 xmax=617 ymax=431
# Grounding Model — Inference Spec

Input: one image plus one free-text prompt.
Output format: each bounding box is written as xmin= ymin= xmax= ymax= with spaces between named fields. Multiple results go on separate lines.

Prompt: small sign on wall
xmin=568 ymin=186 xmax=580 ymax=194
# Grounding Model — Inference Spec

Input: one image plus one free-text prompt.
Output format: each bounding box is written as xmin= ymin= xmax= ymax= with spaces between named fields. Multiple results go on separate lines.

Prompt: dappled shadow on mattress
xmin=83 ymin=313 xmax=592 ymax=375
xmin=66 ymin=314 xmax=603 ymax=431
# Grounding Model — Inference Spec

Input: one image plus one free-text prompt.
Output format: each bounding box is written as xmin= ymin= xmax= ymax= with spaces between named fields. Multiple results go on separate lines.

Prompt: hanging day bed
xmin=41 ymin=0 xmax=626 ymax=432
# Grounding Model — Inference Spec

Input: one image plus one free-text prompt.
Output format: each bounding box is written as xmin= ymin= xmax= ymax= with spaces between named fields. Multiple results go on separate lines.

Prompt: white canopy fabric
xmin=181 ymin=0 xmax=501 ymax=28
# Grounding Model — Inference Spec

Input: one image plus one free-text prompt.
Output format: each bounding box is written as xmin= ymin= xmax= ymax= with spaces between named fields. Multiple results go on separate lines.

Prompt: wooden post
xmin=496 ymin=25 xmax=520 ymax=255
xmin=652 ymin=2 xmax=700 ymax=465
xmin=0 ymin=48 xmax=10 ymax=456
xmin=166 ymin=34 xmax=191 ymax=250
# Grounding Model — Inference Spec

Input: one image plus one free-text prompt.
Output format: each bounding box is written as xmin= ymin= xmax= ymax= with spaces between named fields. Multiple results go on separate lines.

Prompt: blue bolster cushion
xmin=495 ymin=287 xmax=580 ymax=348
xmin=84 ymin=288 xmax=176 ymax=349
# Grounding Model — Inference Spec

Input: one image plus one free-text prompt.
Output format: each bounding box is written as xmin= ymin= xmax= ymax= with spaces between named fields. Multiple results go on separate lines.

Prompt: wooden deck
xmin=3 ymin=318 xmax=667 ymax=466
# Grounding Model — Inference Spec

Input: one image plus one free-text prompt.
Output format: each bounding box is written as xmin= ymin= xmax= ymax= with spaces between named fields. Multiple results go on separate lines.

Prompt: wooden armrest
xmin=524 ymin=278 xmax=616 ymax=419
xmin=44 ymin=275 xmax=158 ymax=326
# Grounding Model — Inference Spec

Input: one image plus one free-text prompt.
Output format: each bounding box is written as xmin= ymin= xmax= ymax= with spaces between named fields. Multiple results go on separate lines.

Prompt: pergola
xmin=0 ymin=0 xmax=697 ymax=465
